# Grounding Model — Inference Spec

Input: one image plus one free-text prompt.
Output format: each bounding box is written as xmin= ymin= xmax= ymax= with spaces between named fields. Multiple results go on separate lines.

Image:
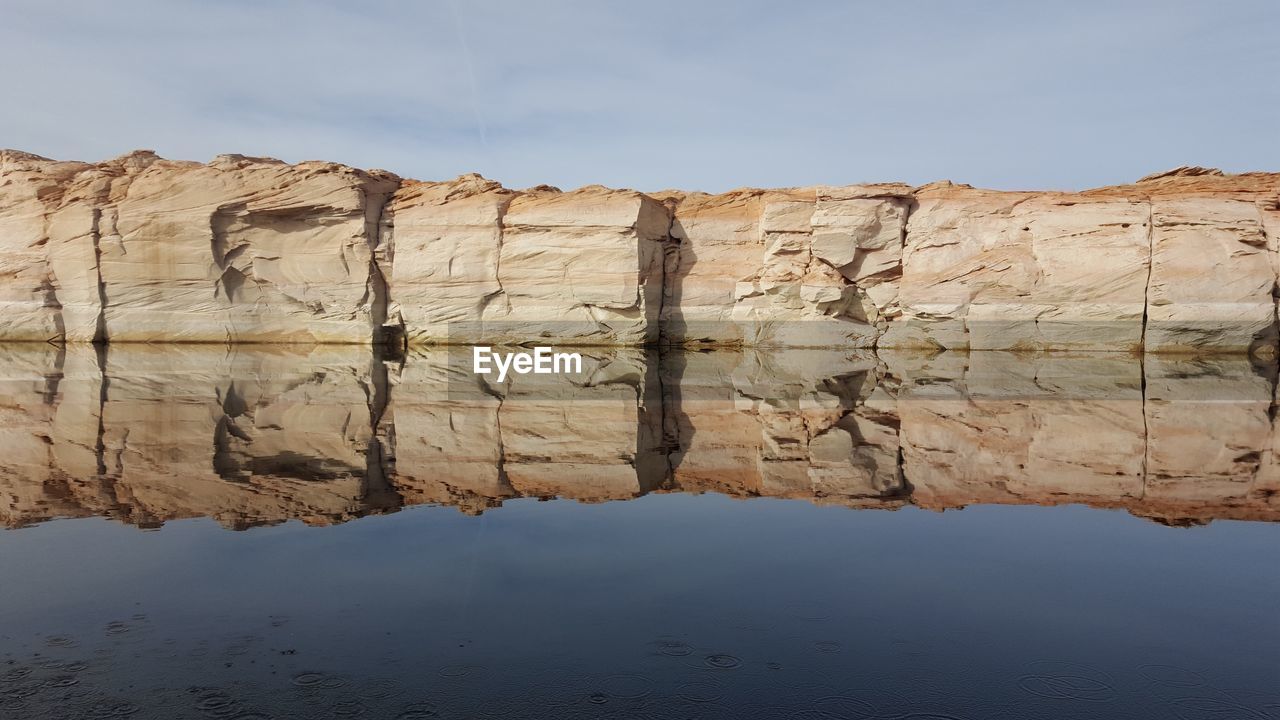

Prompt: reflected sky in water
xmin=0 ymin=345 xmax=1277 ymax=718
xmin=1 ymin=496 xmax=1277 ymax=719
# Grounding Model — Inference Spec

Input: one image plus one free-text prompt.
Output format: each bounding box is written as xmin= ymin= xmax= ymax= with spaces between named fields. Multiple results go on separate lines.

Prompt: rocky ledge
xmin=2 ymin=150 xmax=1278 ymax=351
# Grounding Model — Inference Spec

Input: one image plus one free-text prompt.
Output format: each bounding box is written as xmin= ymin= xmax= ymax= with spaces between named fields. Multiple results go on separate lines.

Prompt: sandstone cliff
xmin=2 ymin=151 xmax=1278 ymax=350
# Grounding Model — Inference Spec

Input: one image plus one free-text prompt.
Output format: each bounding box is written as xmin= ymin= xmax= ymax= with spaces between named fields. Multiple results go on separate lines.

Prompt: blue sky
xmin=2 ymin=0 xmax=1276 ymax=192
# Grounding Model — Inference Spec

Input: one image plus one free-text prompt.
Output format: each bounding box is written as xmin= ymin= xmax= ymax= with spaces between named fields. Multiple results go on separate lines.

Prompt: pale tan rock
xmin=1261 ymin=200 xmax=1280 ymax=286
xmin=759 ymin=200 xmax=814 ymax=233
xmin=883 ymin=171 xmax=1280 ymax=352
xmin=386 ymin=182 xmax=668 ymax=345
xmin=3 ymin=152 xmax=1280 ymax=352
xmin=0 ymin=150 xmax=399 ymax=344
xmin=103 ymin=156 xmax=399 ymax=343
xmin=883 ymin=189 xmax=1151 ymax=351
xmin=657 ymin=185 xmax=910 ymax=348
xmin=653 ymin=189 xmax=791 ymax=345
xmin=384 ymin=176 xmax=514 ymax=345
xmin=1145 ymin=199 xmax=1275 ymax=352
xmin=489 ymin=187 xmax=668 ymax=345
xmin=0 ymin=151 xmax=91 ymax=341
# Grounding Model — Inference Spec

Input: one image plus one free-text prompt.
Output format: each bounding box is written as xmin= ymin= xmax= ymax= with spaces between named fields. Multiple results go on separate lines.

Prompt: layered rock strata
xmin=2 ymin=345 xmax=1278 ymax=530
xmin=1 ymin=150 xmax=398 ymax=343
xmin=387 ymin=177 xmax=668 ymax=345
xmin=3 ymin=151 xmax=1278 ymax=351
xmin=652 ymin=185 xmax=913 ymax=347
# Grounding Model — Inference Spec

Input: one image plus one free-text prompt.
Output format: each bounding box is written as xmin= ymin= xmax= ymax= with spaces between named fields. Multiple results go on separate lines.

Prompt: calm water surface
xmin=0 ymin=345 xmax=1276 ymax=719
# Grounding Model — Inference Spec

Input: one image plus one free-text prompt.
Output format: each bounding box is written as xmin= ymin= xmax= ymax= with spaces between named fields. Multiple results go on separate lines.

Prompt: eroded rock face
xmin=1 ymin=150 xmax=399 ymax=344
xmin=656 ymin=186 xmax=913 ymax=348
xmin=2 ymin=151 xmax=1279 ymax=350
xmin=658 ymin=172 xmax=1277 ymax=352
xmin=0 ymin=151 xmax=94 ymax=341
xmin=384 ymin=176 xmax=514 ymax=346
xmin=386 ymin=179 xmax=668 ymax=345
xmin=1146 ymin=200 xmax=1275 ymax=352
xmin=884 ymin=190 xmax=1152 ymax=351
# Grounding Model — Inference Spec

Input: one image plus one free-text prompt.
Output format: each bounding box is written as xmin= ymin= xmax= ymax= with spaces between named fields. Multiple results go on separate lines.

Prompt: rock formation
xmin=652 ymin=185 xmax=913 ymax=347
xmin=0 ymin=149 xmax=399 ymax=343
xmin=387 ymin=177 xmax=668 ymax=345
xmin=2 ymin=345 xmax=1277 ymax=530
xmin=3 ymin=152 xmax=1278 ymax=350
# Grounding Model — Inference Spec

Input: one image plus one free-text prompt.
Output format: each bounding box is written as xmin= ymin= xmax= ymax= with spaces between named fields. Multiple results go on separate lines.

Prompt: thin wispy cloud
xmin=1 ymin=0 xmax=1276 ymax=192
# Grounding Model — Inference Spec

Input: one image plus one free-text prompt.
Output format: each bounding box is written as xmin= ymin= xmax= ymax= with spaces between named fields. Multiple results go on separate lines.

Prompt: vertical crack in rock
xmin=210 ymin=208 xmax=244 ymax=342
xmin=477 ymin=194 xmax=514 ymax=323
xmin=1138 ymin=341 xmax=1150 ymax=501
xmin=652 ymin=202 xmax=685 ymax=485
xmin=1138 ymin=197 xmax=1155 ymax=495
xmin=20 ymin=155 xmax=60 ymax=342
xmin=90 ymin=208 xmax=107 ymax=344
xmin=365 ymin=179 xmax=403 ymax=348
xmin=387 ymin=174 xmax=517 ymax=345
xmin=870 ymin=197 xmax=913 ymax=349
xmin=1140 ymin=203 xmax=1155 ymax=352
xmin=40 ymin=275 xmax=65 ymax=343
xmin=656 ymin=199 xmax=682 ymax=348
xmin=1262 ymin=199 xmax=1280 ymax=354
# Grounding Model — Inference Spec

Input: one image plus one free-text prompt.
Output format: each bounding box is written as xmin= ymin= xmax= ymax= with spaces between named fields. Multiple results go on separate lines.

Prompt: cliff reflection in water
xmin=1 ymin=344 xmax=1277 ymax=530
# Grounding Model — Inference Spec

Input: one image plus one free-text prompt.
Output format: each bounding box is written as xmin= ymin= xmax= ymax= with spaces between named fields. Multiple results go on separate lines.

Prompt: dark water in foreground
xmin=0 ymin=345 xmax=1277 ymax=719
xmin=2 ymin=500 xmax=1278 ymax=719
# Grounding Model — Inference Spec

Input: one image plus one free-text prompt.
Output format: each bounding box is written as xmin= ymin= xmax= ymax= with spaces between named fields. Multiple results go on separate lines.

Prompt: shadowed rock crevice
xmin=90 ymin=208 xmax=108 ymax=343
xmin=365 ymin=178 xmax=404 ymax=348
xmin=1140 ymin=203 xmax=1155 ymax=353
xmin=474 ymin=193 xmax=515 ymax=332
